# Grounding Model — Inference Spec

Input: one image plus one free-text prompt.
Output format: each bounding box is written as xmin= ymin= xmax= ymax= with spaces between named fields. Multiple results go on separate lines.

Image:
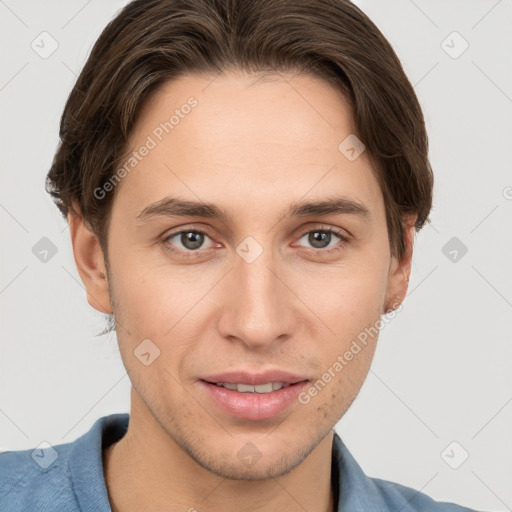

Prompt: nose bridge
xmin=219 ymin=234 xmax=295 ymax=348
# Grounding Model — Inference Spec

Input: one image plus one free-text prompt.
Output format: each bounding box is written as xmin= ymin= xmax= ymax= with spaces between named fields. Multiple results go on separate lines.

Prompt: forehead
xmin=112 ymin=70 xmax=384 ymax=220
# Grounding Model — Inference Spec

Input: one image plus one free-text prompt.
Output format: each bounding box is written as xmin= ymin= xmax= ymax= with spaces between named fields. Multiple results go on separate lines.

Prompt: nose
xmin=217 ymin=241 xmax=297 ymax=351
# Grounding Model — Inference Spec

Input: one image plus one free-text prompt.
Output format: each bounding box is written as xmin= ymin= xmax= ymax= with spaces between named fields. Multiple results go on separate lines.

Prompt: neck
xmin=103 ymin=389 xmax=336 ymax=512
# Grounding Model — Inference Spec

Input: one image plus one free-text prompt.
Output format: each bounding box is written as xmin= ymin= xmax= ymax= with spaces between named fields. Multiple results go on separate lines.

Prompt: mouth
xmin=202 ymin=380 xmax=302 ymax=393
xmin=200 ymin=369 xmax=309 ymax=387
xmin=199 ymin=378 xmax=310 ymax=421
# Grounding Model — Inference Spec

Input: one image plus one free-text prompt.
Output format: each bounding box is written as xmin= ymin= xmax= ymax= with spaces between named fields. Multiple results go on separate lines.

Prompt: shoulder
xmin=0 ymin=413 xmax=129 ymax=512
xmin=0 ymin=442 xmax=79 ymax=511
xmin=332 ymin=431 xmax=485 ymax=512
xmin=370 ymin=476 xmax=483 ymax=512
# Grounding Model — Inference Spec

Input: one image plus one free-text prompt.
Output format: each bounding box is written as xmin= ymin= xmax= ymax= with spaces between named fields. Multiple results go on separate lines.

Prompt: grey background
xmin=1 ymin=0 xmax=511 ymax=510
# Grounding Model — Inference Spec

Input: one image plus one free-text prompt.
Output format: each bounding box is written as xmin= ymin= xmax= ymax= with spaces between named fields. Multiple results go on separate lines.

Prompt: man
xmin=0 ymin=0 xmax=484 ymax=510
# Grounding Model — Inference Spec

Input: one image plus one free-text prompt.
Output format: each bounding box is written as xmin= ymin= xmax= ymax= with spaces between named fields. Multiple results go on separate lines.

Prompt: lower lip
xmin=199 ymin=380 xmax=309 ymax=421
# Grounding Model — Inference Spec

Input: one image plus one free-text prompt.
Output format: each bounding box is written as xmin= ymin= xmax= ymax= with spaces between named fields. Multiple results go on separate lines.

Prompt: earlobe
xmin=384 ymin=215 xmax=417 ymax=314
xmin=68 ymin=206 xmax=113 ymax=314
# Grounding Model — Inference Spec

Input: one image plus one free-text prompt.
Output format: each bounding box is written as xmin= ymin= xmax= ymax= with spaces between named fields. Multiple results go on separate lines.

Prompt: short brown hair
xmin=46 ymin=0 xmax=433 ymax=260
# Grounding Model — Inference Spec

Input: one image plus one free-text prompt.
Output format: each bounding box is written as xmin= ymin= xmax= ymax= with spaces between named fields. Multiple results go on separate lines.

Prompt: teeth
xmin=238 ymin=383 xmax=260 ymax=393
xmin=215 ymin=382 xmax=289 ymax=393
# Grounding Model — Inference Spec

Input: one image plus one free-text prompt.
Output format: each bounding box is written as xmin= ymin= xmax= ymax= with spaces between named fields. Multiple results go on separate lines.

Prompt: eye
xmin=162 ymin=225 xmax=350 ymax=259
xmin=295 ymin=226 xmax=349 ymax=254
xmin=163 ymin=229 xmax=217 ymax=256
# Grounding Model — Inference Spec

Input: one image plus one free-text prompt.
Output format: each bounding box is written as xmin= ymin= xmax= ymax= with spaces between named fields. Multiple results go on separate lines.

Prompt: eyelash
xmin=162 ymin=225 xmax=350 ymax=258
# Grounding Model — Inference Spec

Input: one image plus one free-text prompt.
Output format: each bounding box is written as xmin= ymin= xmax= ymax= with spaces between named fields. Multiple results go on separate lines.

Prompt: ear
xmin=68 ymin=203 xmax=113 ymax=314
xmin=384 ymin=214 xmax=417 ymax=314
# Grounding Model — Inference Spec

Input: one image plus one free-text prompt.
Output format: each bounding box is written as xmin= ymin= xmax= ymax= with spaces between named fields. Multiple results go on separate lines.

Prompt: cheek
xmin=296 ymin=260 xmax=388 ymax=401
xmin=298 ymin=310 xmax=381 ymax=422
xmin=109 ymin=249 xmax=203 ymax=337
xmin=299 ymin=258 xmax=388 ymax=335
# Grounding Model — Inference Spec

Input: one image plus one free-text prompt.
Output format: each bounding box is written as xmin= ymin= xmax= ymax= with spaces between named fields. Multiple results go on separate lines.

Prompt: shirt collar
xmin=332 ymin=430 xmax=389 ymax=511
xmin=68 ymin=413 xmax=129 ymax=512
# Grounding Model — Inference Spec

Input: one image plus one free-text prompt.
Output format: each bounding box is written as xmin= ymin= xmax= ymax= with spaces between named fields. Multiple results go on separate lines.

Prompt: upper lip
xmin=201 ymin=369 xmax=310 ymax=386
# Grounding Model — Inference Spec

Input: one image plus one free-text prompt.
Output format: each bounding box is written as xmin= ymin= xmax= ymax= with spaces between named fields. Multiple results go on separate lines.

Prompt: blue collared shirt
xmin=0 ymin=413 xmax=482 ymax=511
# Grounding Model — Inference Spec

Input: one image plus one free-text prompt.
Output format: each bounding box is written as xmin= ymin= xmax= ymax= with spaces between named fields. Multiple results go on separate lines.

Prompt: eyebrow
xmin=136 ymin=195 xmax=370 ymax=222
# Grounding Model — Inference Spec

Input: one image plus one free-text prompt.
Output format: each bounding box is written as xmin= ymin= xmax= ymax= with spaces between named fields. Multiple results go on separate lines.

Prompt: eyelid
xmin=162 ymin=224 xmax=350 ymax=242
xmin=295 ymin=223 xmax=351 ymax=240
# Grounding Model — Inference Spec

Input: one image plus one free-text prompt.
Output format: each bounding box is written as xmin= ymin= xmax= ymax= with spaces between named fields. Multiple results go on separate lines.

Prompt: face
xmin=72 ymin=70 xmax=412 ymax=480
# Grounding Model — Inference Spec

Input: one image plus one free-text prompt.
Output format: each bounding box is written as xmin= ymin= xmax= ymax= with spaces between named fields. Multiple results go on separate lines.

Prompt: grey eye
xmin=166 ymin=230 xmax=211 ymax=251
xmin=298 ymin=230 xmax=341 ymax=249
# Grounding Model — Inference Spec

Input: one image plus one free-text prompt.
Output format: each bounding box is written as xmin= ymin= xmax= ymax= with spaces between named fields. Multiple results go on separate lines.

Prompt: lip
xmin=201 ymin=369 xmax=309 ymax=386
xmin=199 ymin=379 xmax=310 ymax=421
